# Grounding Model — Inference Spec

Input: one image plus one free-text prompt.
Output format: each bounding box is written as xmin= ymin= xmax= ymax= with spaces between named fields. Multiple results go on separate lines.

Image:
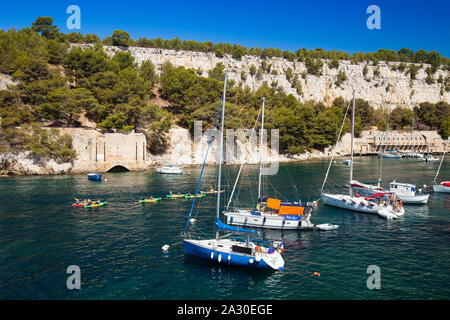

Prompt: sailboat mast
xmin=349 ymin=89 xmax=355 ymax=196
xmin=215 ymin=73 xmax=227 ymax=240
xmin=378 ymin=114 xmax=387 ymax=187
xmin=257 ymin=97 xmax=265 ymax=203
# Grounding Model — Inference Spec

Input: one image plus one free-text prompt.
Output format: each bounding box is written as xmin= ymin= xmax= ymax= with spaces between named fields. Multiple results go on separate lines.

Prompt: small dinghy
xmin=87 ymin=173 xmax=102 ymax=181
xmin=316 ymin=223 xmax=339 ymax=231
xmin=377 ymin=209 xmax=398 ymax=220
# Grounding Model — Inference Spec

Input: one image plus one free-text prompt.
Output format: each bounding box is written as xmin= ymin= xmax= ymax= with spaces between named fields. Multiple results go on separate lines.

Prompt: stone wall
xmin=59 ymin=128 xmax=148 ymax=172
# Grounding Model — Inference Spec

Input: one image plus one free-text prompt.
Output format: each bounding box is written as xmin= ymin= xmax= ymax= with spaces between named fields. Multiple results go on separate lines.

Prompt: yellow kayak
xmin=166 ymin=194 xmax=186 ymax=199
xmin=84 ymin=201 xmax=107 ymax=208
xmin=201 ymin=190 xmax=225 ymax=194
xmin=183 ymin=194 xmax=206 ymax=199
xmin=139 ymin=197 xmax=161 ymax=203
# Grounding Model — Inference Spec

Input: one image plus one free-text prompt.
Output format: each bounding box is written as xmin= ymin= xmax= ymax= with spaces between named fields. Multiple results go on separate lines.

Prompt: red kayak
xmin=72 ymin=203 xmax=85 ymax=207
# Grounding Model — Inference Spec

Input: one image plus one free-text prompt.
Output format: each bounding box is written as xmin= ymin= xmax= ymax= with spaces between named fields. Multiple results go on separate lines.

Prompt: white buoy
xmin=249 ymin=258 xmax=254 ymax=264
xmin=210 ymin=252 xmax=214 ymax=259
xmin=104 ymin=179 xmax=108 ymax=182
xmin=190 ymin=218 xmax=197 ymax=224
xmin=161 ymin=244 xmax=170 ymax=252
xmin=218 ymin=254 xmax=222 ymax=263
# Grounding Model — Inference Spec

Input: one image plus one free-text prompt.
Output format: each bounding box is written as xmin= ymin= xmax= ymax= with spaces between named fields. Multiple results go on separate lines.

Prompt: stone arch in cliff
xmin=106 ymin=165 xmax=130 ymax=172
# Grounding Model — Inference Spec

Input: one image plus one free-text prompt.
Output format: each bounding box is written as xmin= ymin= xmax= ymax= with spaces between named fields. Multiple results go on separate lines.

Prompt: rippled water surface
xmin=0 ymin=157 xmax=449 ymax=299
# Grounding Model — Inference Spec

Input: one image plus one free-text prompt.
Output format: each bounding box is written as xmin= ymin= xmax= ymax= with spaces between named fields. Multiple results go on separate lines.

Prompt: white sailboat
xmin=349 ymin=108 xmax=429 ymax=204
xmin=432 ymin=141 xmax=449 ymax=193
xmin=321 ymin=90 xmax=404 ymax=218
xmin=183 ymin=73 xmax=285 ymax=271
xmin=223 ymin=98 xmax=314 ymax=230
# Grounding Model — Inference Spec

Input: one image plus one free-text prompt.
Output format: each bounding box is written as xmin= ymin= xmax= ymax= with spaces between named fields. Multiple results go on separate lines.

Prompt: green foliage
xmin=439 ymin=117 xmax=450 ymax=139
xmin=0 ymin=124 xmax=76 ymax=162
xmin=389 ymin=107 xmax=414 ymax=129
xmin=305 ymin=57 xmax=323 ymax=75
xmin=139 ymin=60 xmax=157 ymax=85
xmin=335 ymin=69 xmax=347 ymax=87
xmin=113 ymin=51 xmax=135 ymax=70
xmin=329 ymin=58 xmax=340 ymax=69
xmin=414 ymin=101 xmax=450 ymax=132
xmin=208 ymin=62 xmax=225 ymax=81
xmin=407 ymin=64 xmax=419 ymax=79
xmin=142 ymin=105 xmax=173 ymax=154
xmin=111 ymin=30 xmax=130 ymax=47
xmin=31 ymin=17 xmax=59 ymax=39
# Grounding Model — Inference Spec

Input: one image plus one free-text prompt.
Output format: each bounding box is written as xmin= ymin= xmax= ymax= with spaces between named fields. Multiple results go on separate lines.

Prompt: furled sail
xmin=215 ymin=218 xmax=259 ymax=234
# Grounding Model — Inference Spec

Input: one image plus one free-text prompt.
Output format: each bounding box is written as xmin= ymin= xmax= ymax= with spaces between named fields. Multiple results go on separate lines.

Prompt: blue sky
xmin=0 ymin=0 xmax=449 ymax=56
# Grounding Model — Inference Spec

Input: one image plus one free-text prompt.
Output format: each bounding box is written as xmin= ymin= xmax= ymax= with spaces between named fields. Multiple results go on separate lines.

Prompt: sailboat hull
xmin=433 ymin=184 xmax=450 ymax=193
xmin=224 ymin=211 xmax=313 ymax=230
xmin=397 ymin=194 xmax=429 ymax=204
xmin=183 ymin=239 xmax=284 ymax=270
xmin=321 ymin=193 xmax=380 ymax=213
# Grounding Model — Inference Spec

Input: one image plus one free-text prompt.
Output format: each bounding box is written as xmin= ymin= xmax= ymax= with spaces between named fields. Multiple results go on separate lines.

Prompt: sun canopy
xmin=266 ymin=198 xmax=281 ymax=210
xmin=278 ymin=206 xmax=304 ymax=215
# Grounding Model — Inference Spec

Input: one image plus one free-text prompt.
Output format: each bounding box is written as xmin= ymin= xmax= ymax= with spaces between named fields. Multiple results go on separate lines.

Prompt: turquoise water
xmin=0 ymin=157 xmax=449 ymax=299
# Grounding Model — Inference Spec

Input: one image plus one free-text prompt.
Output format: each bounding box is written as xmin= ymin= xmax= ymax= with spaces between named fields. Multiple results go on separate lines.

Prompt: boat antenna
xmin=257 ymin=97 xmax=265 ymax=205
xmin=215 ymin=72 xmax=227 ymax=240
xmin=349 ymin=89 xmax=355 ymax=196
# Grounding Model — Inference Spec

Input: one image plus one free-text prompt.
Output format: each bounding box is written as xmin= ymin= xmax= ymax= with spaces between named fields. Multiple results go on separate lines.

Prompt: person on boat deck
xmin=169 ymin=191 xmax=172 ymax=195
xmin=255 ymin=244 xmax=262 ymax=253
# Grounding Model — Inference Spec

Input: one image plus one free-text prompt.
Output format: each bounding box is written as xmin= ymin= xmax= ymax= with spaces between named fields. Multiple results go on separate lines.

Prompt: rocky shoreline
xmin=0 ymin=149 xmax=337 ymax=176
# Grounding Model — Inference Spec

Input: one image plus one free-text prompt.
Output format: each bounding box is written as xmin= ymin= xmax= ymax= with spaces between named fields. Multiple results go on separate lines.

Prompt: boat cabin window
xmin=232 ymin=245 xmax=252 ymax=255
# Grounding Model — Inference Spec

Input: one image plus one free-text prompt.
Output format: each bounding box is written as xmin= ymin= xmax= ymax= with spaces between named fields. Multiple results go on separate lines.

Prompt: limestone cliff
xmin=76 ymin=44 xmax=450 ymax=110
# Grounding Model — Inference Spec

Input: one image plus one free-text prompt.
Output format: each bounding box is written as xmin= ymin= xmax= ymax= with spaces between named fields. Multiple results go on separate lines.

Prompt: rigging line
xmin=433 ymin=141 xmax=447 ymax=183
xmin=226 ymin=107 xmax=262 ymax=209
xmin=184 ymin=95 xmax=223 ymax=234
xmin=320 ymin=100 xmax=352 ymax=193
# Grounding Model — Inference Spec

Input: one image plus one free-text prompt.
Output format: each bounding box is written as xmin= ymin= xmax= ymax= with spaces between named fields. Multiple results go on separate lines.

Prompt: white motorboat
xmin=156 ymin=165 xmax=182 ymax=174
xmin=316 ymin=223 xmax=339 ymax=231
xmin=422 ymin=155 xmax=440 ymax=162
xmin=343 ymin=159 xmax=352 ymax=165
xmin=389 ymin=181 xmax=429 ymax=204
xmin=380 ymin=152 xmax=402 ymax=159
